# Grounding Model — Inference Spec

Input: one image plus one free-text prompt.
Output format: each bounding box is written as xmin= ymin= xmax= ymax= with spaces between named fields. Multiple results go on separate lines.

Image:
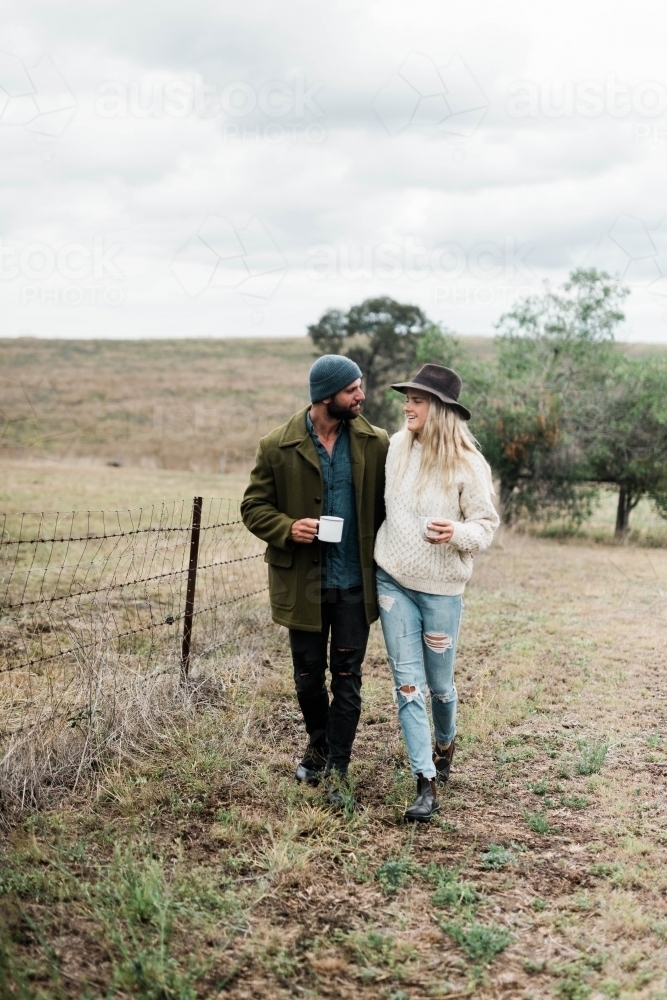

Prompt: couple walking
xmin=241 ymin=354 xmax=498 ymax=822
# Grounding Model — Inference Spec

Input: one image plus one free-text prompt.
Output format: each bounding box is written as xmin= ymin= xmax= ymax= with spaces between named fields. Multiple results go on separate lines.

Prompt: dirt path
xmin=3 ymin=532 xmax=667 ymax=999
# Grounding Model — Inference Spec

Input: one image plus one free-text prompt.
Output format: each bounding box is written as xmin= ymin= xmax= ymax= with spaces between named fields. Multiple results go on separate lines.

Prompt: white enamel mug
xmin=419 ymin=516 xmax=439 ymax=539
xmin=316 ymin=516 xmax=344 ymax=543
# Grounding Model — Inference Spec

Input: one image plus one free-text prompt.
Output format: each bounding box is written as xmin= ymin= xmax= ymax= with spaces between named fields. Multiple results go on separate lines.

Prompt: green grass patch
xmin=423 ymin=864 xmax=479 ymax=910
xmin=439 ymin=917 xmax=512 ymax=966
xmin=525 ymin=810 xmax=553 ymax=834
xmin=374 ymin=857 xmax=415 ymax=896
xmin=551 ymin=954 xmax=604 ymax=1000
xmin=590 ymin=861 xmax=623 ymax=881
xmin=0 ymin=858 xmax=73 ymax=904
xmin=86 ymin=845 xmax=208 ymax=1000
xmin=527 ymin=777 xmax=549 ymax=795
xmin=480 ymin=844 xmax=515 ymax=870
xmin=431 ymin=879 xmax=478 ymax=909
xmin=576 ymin=737 xmax=609 ymax=776
xmin=561 ymin=794 xmax=591 ymax=810
xmin=496 ymin=746 xmax=536 ymax=765
xmin=335 ymin=929 xmax=416 ymax=982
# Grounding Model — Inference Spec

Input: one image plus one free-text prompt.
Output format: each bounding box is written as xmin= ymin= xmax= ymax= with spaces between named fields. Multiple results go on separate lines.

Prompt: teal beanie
xmin=309 ymin=355 xmax=363 ymax=403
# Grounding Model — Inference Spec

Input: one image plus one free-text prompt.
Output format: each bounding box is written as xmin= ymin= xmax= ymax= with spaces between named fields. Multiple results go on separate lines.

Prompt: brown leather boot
xmin=404 ymin=773 xmax=440 ymax=823
xmin=433 ymin=738 xmax=455 ymax=784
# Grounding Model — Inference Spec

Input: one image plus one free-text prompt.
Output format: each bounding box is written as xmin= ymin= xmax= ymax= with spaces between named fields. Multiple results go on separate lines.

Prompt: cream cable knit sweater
xmin=374 ymin=431 xmax=500 ymax=595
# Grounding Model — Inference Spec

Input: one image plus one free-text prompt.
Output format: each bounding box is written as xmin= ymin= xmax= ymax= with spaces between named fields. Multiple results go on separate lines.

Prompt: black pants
xmin=289 ymin=587 xmax=370 ymax=775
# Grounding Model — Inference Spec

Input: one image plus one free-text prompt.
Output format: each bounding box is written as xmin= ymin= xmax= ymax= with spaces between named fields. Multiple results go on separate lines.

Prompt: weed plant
xmin=525 ymin=810 xmax=553 ymax=834
xmin=438 ymin=918 xmax=512 ymax=966
xmin=480 ymin=844 xmax=516 ymax=870
xmin=375 ymin=857 xmax=416 ymax=896
xmin=576 ymin=737 xmax=609 ymax=776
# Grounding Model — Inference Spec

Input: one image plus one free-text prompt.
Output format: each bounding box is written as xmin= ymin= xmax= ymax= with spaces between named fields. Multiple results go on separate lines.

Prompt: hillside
xmin=0 ymin=336 xmax=664 ymax=473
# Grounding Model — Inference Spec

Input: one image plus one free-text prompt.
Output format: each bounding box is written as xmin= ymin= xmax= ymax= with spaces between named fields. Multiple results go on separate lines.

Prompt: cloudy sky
xmin=2 ymin=0 xmax=667 ymax=341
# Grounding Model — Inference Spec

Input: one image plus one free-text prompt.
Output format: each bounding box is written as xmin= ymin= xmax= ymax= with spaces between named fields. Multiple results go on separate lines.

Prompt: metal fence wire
xmin=0 ymin=497 xmax=269 ymax=739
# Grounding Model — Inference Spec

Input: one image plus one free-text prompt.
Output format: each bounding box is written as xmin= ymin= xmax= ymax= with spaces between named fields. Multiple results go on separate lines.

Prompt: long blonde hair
xmin=391 ymin=395 xmax=493 ymax=495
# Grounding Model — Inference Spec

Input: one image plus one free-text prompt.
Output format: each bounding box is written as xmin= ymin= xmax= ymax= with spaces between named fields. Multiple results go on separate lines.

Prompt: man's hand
xmin=425 ymin=519 xmax=455 ymax=544
xmin=290 ymin=518 xmax=319 ymax=544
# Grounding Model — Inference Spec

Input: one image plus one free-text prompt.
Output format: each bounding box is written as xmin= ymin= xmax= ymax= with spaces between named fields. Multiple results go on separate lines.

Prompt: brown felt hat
xmin=391 ymin=364 xmax=471 ymax=421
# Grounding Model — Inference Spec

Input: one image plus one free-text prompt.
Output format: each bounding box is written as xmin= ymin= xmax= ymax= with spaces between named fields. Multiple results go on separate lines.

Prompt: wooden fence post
xmin=181 ymin=496 xmax=202 ymax=683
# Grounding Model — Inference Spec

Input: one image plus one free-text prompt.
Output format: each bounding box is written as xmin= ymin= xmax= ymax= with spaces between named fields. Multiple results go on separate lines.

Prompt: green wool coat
xmin=241 ymin=406 xmax=390 ymax=632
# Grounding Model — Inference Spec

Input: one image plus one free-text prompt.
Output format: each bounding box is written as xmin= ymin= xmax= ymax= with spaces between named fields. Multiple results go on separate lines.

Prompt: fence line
xmin=0 ymin=497 xmax=270 ymax=742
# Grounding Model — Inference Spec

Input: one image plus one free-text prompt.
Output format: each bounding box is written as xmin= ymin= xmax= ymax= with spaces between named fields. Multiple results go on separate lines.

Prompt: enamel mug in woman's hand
xmin=419 ymin=516 xmax=439 ymax=539
xmin=316 ymin=516 xmax=344 ymax=543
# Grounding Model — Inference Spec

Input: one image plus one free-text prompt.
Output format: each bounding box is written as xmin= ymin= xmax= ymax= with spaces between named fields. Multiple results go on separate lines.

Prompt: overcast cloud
xmin=1 ymin=0 xmax=667 ymax=340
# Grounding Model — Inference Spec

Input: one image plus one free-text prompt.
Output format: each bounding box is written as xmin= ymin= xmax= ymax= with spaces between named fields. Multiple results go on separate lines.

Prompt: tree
xmin=582 ymin=356 xmax=667 ymax=536
xmin=307 ymin=297 xmax=430 ymax=427
xmin=413 ymin=323 xmax=461 ymax=370
xmin=474 ymin=269 xmax=630 ymax=523
xmin=472 ymin=370 xmax=596 ymax=522
xmin=307 ymin=308 xmax=347 ymax=355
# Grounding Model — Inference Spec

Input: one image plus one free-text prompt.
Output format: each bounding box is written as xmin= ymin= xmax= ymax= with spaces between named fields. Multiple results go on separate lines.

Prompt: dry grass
xmin=0 ymin=456 xmax=249 ymax=512
xmin=0 ymin=338 xmax=314 ymax=473
xmin=3 ymin=524 xmax=667 ymax=998
xmin=0 ymin=603 xmax=272 ymax=817
xmin=0 ymin=488 xmax=269 ymax=821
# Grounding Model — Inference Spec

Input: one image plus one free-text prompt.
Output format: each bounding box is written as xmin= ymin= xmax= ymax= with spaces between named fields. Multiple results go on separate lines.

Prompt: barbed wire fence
xmin=0 ymin=497 xmax=273 ymax=814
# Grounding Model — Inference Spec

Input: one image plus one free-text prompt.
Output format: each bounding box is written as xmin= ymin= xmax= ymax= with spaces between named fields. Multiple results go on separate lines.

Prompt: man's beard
xmin=326 ymin=398 xmax=360 ymax=421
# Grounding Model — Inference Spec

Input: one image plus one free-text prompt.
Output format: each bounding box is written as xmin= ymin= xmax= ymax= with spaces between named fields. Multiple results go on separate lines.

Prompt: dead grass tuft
xmin=0 ymin=609 xmax=276 ymax=822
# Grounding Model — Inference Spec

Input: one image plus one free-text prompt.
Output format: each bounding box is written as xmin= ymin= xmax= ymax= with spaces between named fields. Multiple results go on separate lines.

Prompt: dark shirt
xmin=306 ymin=410 xmax=362 ymax=589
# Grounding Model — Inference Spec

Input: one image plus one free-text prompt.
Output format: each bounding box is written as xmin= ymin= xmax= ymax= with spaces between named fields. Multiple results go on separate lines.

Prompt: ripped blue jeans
xmin=376 ymin=566 xmax=462 ymax=779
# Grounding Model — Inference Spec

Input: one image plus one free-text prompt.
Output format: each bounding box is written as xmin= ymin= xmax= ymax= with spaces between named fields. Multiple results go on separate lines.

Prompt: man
xmin=241 ymin=355 xmax=389 ymax=804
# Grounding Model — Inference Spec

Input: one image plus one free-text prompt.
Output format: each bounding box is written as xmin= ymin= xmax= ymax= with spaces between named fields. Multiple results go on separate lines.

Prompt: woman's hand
xmin=425 ymin=519 xmax=455 ymax=544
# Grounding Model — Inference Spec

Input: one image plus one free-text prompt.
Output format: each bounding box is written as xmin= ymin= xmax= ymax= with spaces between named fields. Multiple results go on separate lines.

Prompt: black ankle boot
xmin=433 ymin=738 xmax=455 ymax=784
xmin=295 ymin=735 xmax=328 ymax=785
xmin=404 ymin=773 xmax=440 ymax=823
xmin=323 ymin=771 xmax=354 ymax=810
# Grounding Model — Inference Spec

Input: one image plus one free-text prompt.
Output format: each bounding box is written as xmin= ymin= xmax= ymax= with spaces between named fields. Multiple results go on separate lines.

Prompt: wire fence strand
xmin=0 ymin=497 xmax=269 ymax=740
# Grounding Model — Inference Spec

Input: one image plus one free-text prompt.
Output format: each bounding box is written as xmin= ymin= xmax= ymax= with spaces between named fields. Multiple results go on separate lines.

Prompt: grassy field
xmin=0 ymin=337 xmax=315 ymax=473
xmin=0 ymin=335 xmax=662 ymax=474
xmin=2 ymin=452 xmax=666 ymax=547
xmin=0 ymin=456 xmax=249 ymax=512
xmin=2 ymin=332 xmax=666 ymax=538
xmin=3 ymin=463 xmax=667 ymax=999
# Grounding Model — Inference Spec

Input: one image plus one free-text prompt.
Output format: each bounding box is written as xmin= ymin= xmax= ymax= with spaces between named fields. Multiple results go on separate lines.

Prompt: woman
xmin=374 ymin=364 xmax=499 ymax=823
